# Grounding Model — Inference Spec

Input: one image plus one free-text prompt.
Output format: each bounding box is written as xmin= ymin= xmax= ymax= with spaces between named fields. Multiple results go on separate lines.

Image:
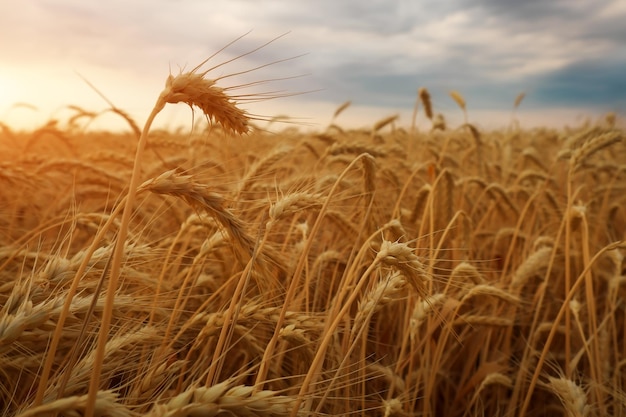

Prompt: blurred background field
xmin=1 ymin=101 xmax=625 ymax=416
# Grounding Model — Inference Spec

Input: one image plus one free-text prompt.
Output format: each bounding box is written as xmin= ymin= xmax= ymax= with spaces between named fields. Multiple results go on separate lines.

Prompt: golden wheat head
xmin=160 ymin=70 xmax=249 ymax=135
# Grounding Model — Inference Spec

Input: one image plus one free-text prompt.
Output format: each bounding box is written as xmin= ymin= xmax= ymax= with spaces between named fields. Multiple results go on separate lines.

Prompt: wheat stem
xmin=85 ymin=99 xmax=165 ymax=417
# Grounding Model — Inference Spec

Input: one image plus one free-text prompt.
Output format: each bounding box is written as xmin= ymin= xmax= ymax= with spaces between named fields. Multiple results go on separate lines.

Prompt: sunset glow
xmin=1 ymin=0 xmax=625 ymax=131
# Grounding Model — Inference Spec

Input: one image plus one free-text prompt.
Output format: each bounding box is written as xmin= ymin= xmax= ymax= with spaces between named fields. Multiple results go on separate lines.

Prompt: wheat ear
xmin=83 ymin=59 xmax=252 ymax=417
xmin=449 ymin=90 xmax=467 ymax=123
xmin=546 ymin=377 xmax=590 ymax=417
xmin=419 ymin=87 xmax=433 ymax=120
xmin=147 ymin=381 xmax=300 ymax=417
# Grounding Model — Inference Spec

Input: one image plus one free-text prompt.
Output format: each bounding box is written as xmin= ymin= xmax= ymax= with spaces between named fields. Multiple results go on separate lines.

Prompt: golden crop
xmin=0 ymin=60 xmax=624 ymax=417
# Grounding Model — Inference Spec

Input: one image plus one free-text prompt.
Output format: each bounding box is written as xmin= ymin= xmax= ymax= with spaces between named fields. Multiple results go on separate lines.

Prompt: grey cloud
xmin=461 ymin=0 xmax=601 ymax=23
xmin=529 ymin=58 xmax=626 ymax=108
xmin=314 ymin=56 xmax=525 ymax=111
xmin=461 ymin=0 xmax=626 ymax=43
xmin=2 ymin=0 xmax=625 ymax=129
xmin=257 ymin=0 xmax=456 ymax=35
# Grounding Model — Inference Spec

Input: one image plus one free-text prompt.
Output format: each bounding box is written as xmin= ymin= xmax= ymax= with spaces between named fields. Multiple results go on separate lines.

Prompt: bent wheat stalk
xmin=84 ymin=60 xmax=252 ymax=417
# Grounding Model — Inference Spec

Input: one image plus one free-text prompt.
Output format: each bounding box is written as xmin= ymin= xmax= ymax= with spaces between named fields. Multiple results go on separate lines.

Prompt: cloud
xmin=0 ymin=0 xmax=625 ymax=131
xmin=529 ymin=58 xmax=626 ymax=109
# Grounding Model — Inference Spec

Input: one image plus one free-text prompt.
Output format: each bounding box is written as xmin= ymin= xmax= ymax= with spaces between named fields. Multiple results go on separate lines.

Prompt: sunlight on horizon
xmin=0 ymin=62 xmax=617 ymax=133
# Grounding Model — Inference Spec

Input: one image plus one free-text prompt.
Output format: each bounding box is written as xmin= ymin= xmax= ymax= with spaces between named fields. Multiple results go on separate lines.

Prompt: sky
xmin=1 ymin=0 xmax=625 ymax=132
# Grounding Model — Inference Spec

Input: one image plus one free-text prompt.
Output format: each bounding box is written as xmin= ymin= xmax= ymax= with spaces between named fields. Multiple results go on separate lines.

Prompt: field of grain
xmin=1 ymin=64 xmax=625 ymax=417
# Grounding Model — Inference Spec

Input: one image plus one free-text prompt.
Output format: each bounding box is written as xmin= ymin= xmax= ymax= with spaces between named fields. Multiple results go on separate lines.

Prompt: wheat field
xmin=1 ymin=56 xmax=625 ymax=417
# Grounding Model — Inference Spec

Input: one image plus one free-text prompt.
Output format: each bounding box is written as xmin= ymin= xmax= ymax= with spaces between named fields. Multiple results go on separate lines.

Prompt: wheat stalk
xmin=138 ymin=169 xmax=255 ymax=260
xmin=76 ymin=50 xmax=258 ymax=416
xmin=418 ymin=87 xmax=433 ymax=120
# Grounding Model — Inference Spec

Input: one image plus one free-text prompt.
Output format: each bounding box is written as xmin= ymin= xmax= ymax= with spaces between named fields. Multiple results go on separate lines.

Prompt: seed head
xmin=158 ymin=68 xmax=250 ymax=135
